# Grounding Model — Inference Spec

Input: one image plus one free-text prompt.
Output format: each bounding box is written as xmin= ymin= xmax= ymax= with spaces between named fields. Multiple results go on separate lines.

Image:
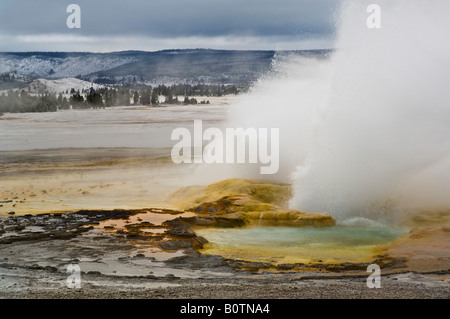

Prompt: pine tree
xmin=151 ymin=89 xmax=159 ymax=105
xmin=140 ymin=89 xmax=150 ymax=105
xmin=133 ymin=91 xmax=140 ymax=105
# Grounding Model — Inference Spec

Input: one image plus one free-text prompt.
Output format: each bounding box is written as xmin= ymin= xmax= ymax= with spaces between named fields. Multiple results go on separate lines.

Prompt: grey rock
xmin=159 ymin=239 xmax=193 ymax=250
xmin=276 ymin=263 xmax=294 ymax=270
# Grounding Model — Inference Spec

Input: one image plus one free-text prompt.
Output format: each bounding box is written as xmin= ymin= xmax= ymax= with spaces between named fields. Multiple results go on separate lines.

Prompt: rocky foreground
xmin=0 ymin=179 xmax=449 ymax=299
xmin=2 ymin=273 xmax=450 ymax=299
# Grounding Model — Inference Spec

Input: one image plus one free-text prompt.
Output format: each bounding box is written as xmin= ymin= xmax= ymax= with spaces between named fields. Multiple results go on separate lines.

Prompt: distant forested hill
xmin=0 ymin=49 xmax=331 ymax=85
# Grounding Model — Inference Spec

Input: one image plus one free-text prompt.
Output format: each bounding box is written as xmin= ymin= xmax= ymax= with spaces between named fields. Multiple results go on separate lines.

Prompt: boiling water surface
xmin=196 ymin=223 xmax=408 ymax=264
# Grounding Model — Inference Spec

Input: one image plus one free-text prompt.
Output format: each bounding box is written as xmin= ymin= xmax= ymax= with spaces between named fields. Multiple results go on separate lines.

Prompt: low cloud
xmin=0 ymin=0 xmax=339 ymax=51
xmin=1 ymin=33 xmax=335 ymax=52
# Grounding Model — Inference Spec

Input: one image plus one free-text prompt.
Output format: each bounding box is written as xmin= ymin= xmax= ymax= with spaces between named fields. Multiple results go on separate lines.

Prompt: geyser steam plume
xmin=225 ymin=0 xmax=450 ymax=222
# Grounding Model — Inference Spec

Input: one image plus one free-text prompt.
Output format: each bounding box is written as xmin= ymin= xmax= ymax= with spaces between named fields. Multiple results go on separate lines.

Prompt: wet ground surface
xmin=0 ymin=210 xmax=236 ymax=293
xmin=0 ymin=209 xmax=449 ymax=299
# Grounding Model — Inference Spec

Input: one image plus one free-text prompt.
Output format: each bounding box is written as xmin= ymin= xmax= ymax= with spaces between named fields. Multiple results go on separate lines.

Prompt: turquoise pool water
xmin=196 ymin=220 xmax=408 ymax=264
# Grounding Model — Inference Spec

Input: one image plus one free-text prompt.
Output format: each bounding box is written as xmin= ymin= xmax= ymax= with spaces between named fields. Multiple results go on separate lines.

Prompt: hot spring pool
xmin=195 ymin=222 xmax=408 ymax=265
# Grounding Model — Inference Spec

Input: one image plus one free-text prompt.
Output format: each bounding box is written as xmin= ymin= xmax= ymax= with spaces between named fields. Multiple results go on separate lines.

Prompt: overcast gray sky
xmin=0 ymin=0 xmax=340 ymax=52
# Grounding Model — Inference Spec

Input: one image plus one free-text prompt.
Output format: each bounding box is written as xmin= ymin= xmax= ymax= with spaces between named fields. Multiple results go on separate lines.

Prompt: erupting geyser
xmin=226 ymin=0 xmax=450 ymax=222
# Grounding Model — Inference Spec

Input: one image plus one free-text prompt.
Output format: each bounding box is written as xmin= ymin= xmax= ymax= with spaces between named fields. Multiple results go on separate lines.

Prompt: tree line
xmin=0 ymin=83 xmax=243 ymax=113
xmin=0 ymin=90 xmax=58 ymax=113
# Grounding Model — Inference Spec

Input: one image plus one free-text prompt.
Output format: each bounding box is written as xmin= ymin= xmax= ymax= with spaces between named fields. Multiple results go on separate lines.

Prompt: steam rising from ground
xmin=225 ymin=0 xmax=450 ymax=222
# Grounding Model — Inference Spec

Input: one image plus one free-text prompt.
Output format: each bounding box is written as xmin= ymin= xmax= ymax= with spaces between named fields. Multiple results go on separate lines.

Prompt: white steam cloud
xmin=226 ymin=0 xmax=450 ymax=222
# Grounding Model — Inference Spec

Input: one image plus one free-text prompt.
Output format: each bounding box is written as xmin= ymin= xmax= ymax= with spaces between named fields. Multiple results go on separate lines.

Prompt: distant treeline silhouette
xmin=0 ymin=83 xmax=244 ymax=113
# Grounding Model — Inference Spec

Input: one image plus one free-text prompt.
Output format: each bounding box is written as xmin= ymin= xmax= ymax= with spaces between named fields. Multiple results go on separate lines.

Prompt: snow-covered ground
xmin=0 ymin=54 xmax=139 ymax=79
xmin=23 ymin=78 xmax=105 ymax=94
xmin=0 ymin=77 xmax=106 ymax=96
xmin=0 ymin=103 xmax=230 ymax=151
